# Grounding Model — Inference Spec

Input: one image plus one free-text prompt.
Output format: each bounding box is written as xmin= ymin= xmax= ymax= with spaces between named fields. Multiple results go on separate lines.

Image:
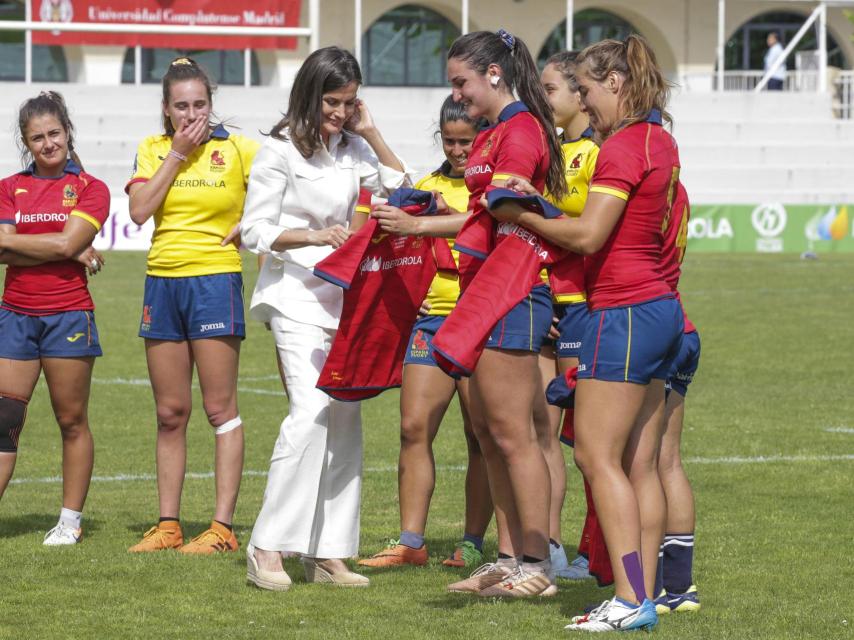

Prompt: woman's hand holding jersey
xmin=371 ymin=204 xmax=421 ymax=236
xmin=503 ymin=176 xmax=540 ymax=196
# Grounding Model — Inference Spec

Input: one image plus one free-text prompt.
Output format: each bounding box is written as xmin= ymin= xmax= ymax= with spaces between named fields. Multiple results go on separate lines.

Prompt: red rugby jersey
xmin=660 ymin=180 xmax=696 ymax=333
xmin=584 ymin=111 xmax=679 ymax=310
xmin=314 ymin=189 xmax=455 ymax=401
xmin=454 ymin=102 xmax=550 ymax=287
xmin=0 ymin=162 xmax=110 ymax=314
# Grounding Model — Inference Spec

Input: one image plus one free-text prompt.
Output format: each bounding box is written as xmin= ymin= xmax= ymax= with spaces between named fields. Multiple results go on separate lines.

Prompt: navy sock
xmin=400 ymin=530 xmax=424 ymax=549
xmin=521 ymin=555 xmax=544 ymax=564
xmin=159 ymin=517 xmax=179 ymax=524
xmin=549 ymin=538 xmax=560 ymax=549
xmin=662 ymin=533 xmax=694 ymax=593
xmin=653 ymin=544 xmax=664 ymax=596
xmin=497 ymin=552 xmax=513 ymax=561
xmin=214 ymin=520 xmax=233 ymax=531
xmin=462 ymin=532 xmax=484 ymax=551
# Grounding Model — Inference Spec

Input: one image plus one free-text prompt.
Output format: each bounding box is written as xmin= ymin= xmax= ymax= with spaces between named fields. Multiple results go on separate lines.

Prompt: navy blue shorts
xmin=403 ymin=314 xmax=445 ymax=367
xmin=139 ymin=273 xmax=246 ymax=341
xmin=578 ymin=296 xmax=683 ymax=384
xmin=0 ymin=308 xmax=102 ymax=359
xmin=555 ymin=302 xmax=590 ymax=359
xmin=665 ymin=330 xmax=701 ymax=396
xmin=486 ymin=284 xmax=552 ymax=353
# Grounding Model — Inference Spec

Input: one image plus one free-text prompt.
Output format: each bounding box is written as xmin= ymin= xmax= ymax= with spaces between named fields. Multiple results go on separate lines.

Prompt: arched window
xmin=0 ymin=1 xmax=68 ymax=81
xmin=363 ymin=4 xmax=460 ymax=86
xmin=121 ymin=48 xmax=260 ymax=85
xmin=538 ymin=9 xmax=637 ymax=68
xmin=726 ymin=11 xmax=848 ymax=70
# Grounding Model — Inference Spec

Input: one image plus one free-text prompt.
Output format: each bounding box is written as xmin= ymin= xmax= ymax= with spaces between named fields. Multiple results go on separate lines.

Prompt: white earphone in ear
xmin=490 ymin=75 xmax=500 ymax=87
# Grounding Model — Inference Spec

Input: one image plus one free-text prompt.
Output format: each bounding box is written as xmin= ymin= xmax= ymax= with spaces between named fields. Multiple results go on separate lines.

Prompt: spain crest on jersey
xmin=62 ymin=183 xmax=78 ymax=207
xmin=210 ymin=150 xmax=226 ymax=172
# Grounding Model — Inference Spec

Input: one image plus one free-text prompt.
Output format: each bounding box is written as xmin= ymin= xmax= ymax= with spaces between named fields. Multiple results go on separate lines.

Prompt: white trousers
xmin=250 ymin=314 xmax=363 ymax=558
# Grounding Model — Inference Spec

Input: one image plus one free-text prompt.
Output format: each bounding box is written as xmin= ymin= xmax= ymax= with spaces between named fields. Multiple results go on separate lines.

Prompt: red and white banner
xmin=31 ymin=0 xmax=302 ymax=50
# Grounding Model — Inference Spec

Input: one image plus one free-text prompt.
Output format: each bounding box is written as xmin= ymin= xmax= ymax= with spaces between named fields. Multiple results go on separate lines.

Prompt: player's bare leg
xmin=193 ymin=336 xmax=244 ymax=526
xmin=41 ymin=357 xmax=96 ymax=512
xmin=145 ymin=339 xmax=194 ymax=520
xmin=573 ymin=378 xmax=664 ymax=603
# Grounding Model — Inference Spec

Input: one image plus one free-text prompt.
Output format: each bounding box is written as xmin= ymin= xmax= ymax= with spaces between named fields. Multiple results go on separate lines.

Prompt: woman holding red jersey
xmin=492 ymin=35 xmax=682 ymax=631
xmin=443 ymin=29 xmax=567 ymax=597
xmin=0 ymin=92 xmax=109 ymax=546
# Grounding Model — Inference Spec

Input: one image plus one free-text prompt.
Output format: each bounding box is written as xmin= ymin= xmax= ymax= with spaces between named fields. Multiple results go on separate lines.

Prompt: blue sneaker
xmin=556 ymin=554 xmax=593 ymax=580
xmin=666 ymin=585 xmax=701 ymax=613
xmin=566 ymin=597 xmax=658 ymax=632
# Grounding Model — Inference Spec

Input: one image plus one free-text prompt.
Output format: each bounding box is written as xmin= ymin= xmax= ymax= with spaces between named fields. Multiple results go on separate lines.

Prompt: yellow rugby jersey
xmin=542 ymin=129 xmax=600 ymax=303
xmin=415 ymin=168 xmax=471 ymax=317
xmin=127 ymin=125 xmax=259 ymax=277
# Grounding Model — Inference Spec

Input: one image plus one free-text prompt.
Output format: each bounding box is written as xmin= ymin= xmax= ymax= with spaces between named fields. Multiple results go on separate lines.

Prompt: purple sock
xmin=400 ymin=530 xmax=424 ymax=549
xmin=621 ymin=551 xmax=647 ymax=603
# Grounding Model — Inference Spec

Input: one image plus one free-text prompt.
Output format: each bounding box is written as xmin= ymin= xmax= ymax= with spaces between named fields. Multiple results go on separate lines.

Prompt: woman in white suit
xmin=240 ymin=46 xmax=412 ymax=590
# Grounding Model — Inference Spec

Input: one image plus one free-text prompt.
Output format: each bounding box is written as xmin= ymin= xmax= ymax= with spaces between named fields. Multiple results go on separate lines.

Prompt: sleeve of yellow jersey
xmin=125 ymin=137 xmax=156 ymax=193
xmin=237 ymin=136 xmax=261 ymax=187
xmin=584 ymin=142 xmax=600 ymax=187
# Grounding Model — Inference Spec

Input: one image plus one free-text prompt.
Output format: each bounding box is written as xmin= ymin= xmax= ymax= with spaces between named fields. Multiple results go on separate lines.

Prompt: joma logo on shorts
xmin=200 ymin=322 xmax=226 ymax=332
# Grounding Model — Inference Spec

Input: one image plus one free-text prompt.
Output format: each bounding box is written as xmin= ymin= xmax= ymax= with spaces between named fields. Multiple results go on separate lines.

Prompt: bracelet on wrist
xmin=168 ymin=149 xmax=188 ymax=162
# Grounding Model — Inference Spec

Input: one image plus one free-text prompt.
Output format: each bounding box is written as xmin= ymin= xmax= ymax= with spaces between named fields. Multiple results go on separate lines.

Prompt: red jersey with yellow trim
xmin=585 ymin=111 xmax=679 ymax=310
xmin=0 ymin=161 xmax=110 ymax=314
xmin=455 ymin=102 xmax=550 ymax=287
xmin=660 ymin=180 xmax=696 ymax=333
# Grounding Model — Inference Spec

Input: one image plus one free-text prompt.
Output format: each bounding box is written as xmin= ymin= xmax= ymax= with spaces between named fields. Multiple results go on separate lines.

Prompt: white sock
xmin=522 ymin=558 xmax=551 ymax=575
xmin=59 ymin=507 xmax=82 ymax=530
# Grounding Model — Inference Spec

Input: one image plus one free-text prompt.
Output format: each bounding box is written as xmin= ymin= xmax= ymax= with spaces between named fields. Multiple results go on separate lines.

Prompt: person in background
xmin=764 ymin=31 xmax=786 ymax=91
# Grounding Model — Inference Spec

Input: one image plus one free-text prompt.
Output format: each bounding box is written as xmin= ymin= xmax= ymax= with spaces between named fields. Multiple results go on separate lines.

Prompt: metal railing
xmin=712 ymin=70 xmax=820 ymax=92
xmin=833 ymin=70 xmax=854 ymax=119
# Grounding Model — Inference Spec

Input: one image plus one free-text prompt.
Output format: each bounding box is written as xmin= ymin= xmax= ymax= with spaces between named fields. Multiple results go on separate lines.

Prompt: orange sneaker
xmin=357 ymin=540 xmax=428 ymax=567
xmin=180 ymin=521 xmax=239 ymax=555
xmin=128 ymin=521 xmax=183 ymax=553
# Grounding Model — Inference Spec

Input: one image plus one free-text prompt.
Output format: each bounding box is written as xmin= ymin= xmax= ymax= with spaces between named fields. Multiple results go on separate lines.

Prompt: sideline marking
xmin=9 ymin=454 xmax=853 ymax=486
xmin=824 ymin=427 xmax=854 ymax=434
xmin=90 ymin=377 xmax=283 ymax=397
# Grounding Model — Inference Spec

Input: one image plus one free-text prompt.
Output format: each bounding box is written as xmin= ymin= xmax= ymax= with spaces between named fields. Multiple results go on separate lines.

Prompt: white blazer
xmin=241 ymin=130 xmax=413 ymax=329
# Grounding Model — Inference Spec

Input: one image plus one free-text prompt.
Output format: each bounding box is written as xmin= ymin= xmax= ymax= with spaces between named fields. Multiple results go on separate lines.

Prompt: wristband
xmin=168 ymin=149 xmax=187 ymax=162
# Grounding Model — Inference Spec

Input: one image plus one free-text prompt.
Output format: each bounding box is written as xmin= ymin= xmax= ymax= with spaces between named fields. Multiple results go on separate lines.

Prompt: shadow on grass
xmin=0 ymin=513 xmax=104 ymax=538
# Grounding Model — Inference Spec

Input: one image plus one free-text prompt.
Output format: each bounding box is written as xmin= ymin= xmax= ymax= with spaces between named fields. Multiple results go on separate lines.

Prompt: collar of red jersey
xmin=484 ymin=101 xmax=529 ymax=130
xmin=20 ymin=158 xmax=82 ymax=177
xmin=647 ymin=109 xmax=663 ymax=125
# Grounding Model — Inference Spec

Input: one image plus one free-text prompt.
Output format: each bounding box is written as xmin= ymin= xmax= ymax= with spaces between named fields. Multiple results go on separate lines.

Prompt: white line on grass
xmin=91 ymin=377 xmax=283 ymax=397
xmin=824 ymin=427 xmax=854 ymax=434
xmin=9 ymin=454 xmax=853 ymax=486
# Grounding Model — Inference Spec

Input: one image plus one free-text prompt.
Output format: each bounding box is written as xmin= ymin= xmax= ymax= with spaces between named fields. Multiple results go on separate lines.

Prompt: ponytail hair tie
xmin=497 ymin=29 xmax=516 ymax=52
xmin=171 ymin=57 xmax=194 ymax=67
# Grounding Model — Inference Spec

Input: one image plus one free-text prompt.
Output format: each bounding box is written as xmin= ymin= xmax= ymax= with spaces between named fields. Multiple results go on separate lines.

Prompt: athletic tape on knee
xmin=0 ymin=393 xmax=29 ymax=453
xmin=214 ymin=415 xmax=242 ymax=436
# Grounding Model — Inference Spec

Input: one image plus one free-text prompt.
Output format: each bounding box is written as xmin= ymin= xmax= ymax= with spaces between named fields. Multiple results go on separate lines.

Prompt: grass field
xmin=1 ymin=251 xmax=852 ymax=639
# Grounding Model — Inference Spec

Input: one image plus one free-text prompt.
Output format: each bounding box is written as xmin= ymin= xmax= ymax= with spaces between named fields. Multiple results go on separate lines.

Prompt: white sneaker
xmin=557 ymin=554 xmax=594 ymax=580
xmin=566 ymin=597 xmax=658 ymax=632
xmin=43 ymin=522 xmax=82 ymax=546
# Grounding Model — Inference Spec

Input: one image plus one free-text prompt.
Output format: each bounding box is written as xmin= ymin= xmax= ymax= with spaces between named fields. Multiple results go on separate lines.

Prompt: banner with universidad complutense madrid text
xmin=687 ymin=203 xmax=854 ymax=253
xmin=32 ymin=0 xmax=301 ymax=50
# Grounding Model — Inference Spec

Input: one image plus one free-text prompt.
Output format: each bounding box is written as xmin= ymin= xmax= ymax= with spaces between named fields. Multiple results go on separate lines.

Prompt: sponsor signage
xmin=32 ymin=0 xmax=302 ymax=50
xmin=687 ymin=204 xmax=854 ymax=253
